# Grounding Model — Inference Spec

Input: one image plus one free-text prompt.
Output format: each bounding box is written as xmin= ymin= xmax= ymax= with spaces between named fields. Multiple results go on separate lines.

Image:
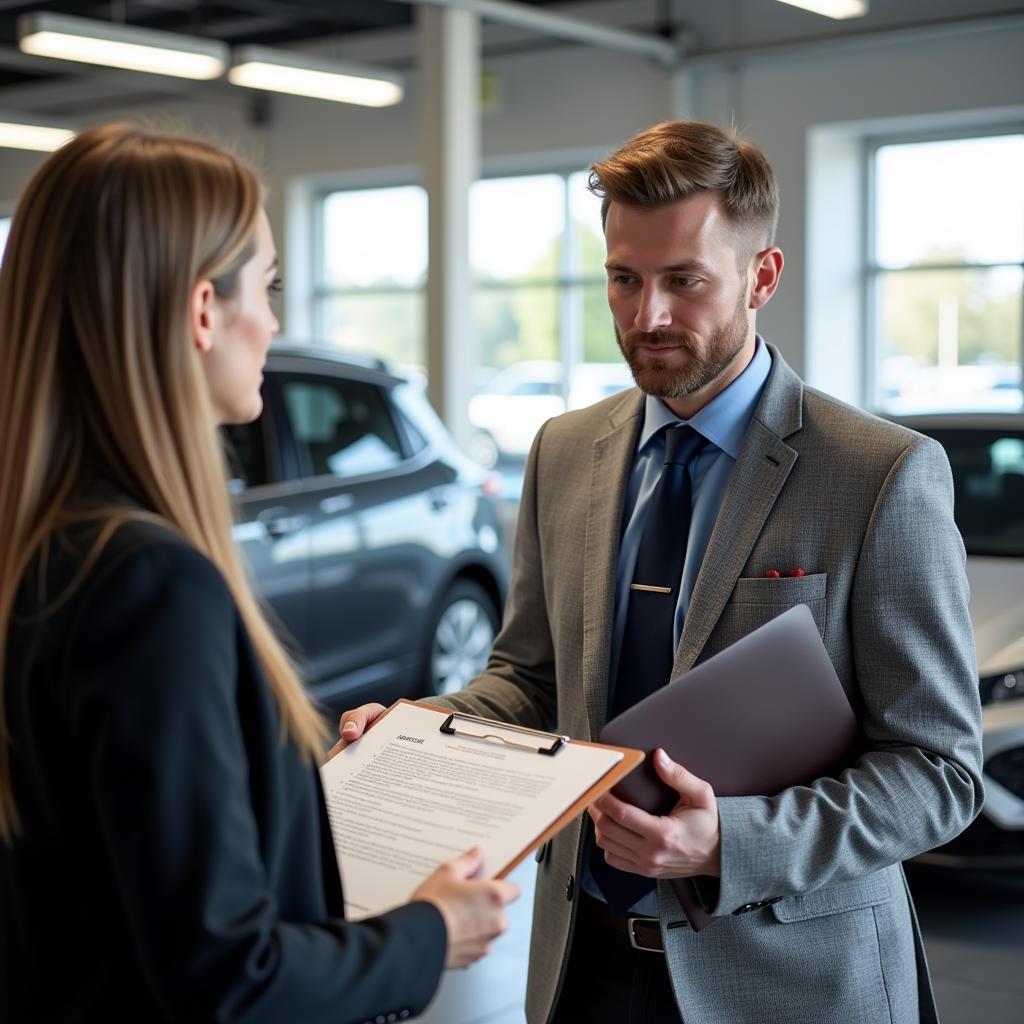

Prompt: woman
xmin=0 ymin=124 xmax=516 ymax=1022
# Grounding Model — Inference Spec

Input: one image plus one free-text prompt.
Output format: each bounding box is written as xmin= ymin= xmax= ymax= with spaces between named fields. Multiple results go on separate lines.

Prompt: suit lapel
xmin=672 ymin=347 xmax=805 ymax=677
xmin=582 ymin=391 xmax=644 ymax=739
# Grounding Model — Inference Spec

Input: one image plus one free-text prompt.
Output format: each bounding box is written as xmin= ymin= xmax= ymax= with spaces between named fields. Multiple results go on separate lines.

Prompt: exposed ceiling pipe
xmin=390 ymin=0 xmax=681 ymax=66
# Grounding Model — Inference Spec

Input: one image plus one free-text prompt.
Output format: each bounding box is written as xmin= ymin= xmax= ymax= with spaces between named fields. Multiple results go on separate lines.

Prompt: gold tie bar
xmin=630 ymin=583 xmax=672 ymax=594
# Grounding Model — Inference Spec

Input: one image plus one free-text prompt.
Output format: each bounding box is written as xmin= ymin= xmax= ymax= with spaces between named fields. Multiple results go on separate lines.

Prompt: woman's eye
xmin=267 ymin=276 xmax=283 ymax=295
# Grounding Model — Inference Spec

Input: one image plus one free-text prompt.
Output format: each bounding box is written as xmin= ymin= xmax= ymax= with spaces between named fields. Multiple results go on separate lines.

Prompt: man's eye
xmin=610 ymin=275 xmax=635 ymax=286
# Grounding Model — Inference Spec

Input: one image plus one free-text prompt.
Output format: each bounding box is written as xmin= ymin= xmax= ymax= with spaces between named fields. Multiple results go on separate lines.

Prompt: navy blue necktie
xmin=591 ymin=424 xmax=708 ymax=913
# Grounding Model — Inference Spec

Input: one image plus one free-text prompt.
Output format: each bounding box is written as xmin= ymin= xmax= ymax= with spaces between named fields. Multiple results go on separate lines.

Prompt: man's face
xmin=604 ymin=193 xmax=758 ymax=413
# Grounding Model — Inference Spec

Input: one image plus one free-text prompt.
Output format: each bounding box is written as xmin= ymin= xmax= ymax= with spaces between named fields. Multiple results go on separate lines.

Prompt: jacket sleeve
xmin=710 ymin=435 xmax=985 ymax=914
xmin=429 ymin=420 xmax=559 ymax=731
xmin=64 ymin=540 xmax=446 ymax=1024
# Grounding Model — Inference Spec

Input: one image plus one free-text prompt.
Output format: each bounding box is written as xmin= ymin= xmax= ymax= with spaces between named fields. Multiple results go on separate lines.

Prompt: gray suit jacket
xmin=435 ymin=347 xmax=984 ymax=1024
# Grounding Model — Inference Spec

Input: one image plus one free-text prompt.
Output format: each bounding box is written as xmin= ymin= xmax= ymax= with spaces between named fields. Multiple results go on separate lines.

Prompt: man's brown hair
xmin=588 ymin=120 xmax=779 ymax=255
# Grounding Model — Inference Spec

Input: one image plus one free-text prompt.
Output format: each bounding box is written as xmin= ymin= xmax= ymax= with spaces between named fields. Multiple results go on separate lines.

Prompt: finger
xmin=600 ymin=846 xmax=649 ymax=875
xmin=653 ymin=749 xmax=716 ymax=808
xmin=594 ymin=826 xmax=644 ymax=862
xmin=339 ymin=703 xmax=385 ymax=741
xmin=594 ymin=792 xmax=658 ymax=839
xmin=492 ymin=880 xmax=520 ymax=905
xmin=445 ymin=845 xmax=485 ymax=880
xmin=593 ymin=812 xmax=649 ymax=851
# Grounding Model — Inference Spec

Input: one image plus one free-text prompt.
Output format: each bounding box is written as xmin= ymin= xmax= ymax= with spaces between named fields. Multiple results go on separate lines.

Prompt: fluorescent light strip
xmin=775 ymin=0 xmax=868 ymax=19
xmin=18 ymin=13 xmax=227 ymax=80
xmin=0 ymin=120 xmax=74 ymax=152
xmin=229 ymin=46 xmax=403 ymax=107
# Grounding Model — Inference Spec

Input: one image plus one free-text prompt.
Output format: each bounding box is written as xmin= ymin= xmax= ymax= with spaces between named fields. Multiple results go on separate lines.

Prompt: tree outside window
xmin=870 ymin=133 xmax=1024 ymax=413
xmin=315 ymin=172 xmax=631 ymax=472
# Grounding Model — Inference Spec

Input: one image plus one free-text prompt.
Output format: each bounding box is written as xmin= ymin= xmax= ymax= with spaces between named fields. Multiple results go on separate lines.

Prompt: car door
xmin=274 ymin=368 xmax=446 ymax=701
xmin=222 ymin=378 xmax=312 ymax=659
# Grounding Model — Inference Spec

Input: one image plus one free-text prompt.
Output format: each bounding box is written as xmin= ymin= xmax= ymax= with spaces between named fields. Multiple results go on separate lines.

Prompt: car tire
xmin=468 ymin=430 xmax=500 ymax=468
xmin=425 ymin=580 xmax=500 ymax=697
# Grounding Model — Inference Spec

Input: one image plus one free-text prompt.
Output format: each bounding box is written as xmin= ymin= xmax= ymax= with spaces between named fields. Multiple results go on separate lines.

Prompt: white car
xmin=468 ymin=360 xmax=633 ymax=466
xmin=894 ymin=413 xmax=1024 ymax=867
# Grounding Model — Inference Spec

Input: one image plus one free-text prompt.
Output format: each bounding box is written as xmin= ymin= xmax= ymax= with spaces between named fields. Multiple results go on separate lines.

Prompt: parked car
xmin=222 ymin=346 xmax=509 ymax=711
xmin=468 ymin=360 xmax=633 ymax=466
xmin=893 ymin=413 xmax=1024 ymax=867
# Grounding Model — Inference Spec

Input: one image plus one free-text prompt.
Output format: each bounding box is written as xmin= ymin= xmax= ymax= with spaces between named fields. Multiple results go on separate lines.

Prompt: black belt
xmin=581 ymin=893 xmax=665 ymax=953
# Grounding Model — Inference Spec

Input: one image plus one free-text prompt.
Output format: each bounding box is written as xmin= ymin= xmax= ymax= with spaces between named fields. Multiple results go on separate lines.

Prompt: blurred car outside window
xmin=870 ymin=133 xmax=1024 ymax=415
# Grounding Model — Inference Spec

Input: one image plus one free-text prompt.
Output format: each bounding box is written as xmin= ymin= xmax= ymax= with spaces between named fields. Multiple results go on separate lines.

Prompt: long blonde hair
xmin=0 ymin=124 xmax=327 ymax=843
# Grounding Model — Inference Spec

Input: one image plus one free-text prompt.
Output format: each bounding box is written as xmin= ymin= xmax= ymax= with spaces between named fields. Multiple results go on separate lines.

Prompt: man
xmin=341 ymin=121 xmax=983 ymax=1024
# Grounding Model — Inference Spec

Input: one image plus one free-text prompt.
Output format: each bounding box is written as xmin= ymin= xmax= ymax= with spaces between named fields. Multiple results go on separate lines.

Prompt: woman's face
xmin=199 ymin=209 xmax=280 ymax=425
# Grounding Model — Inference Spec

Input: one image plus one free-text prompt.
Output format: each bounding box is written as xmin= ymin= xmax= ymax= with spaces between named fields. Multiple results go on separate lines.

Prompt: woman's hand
xmin=412 ymin=847 xmax=519 ymax=969
xmin=323 ymin=703 xmax=388 ymax=761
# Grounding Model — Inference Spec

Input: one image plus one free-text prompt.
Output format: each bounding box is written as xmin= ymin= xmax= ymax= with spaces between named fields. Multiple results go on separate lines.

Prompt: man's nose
xmin=634 ymin=287 xmax=673 ymax=333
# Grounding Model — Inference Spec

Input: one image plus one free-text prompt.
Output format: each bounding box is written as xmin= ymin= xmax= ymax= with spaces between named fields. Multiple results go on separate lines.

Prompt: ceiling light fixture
xmin=17 ymin=12 xmax=228 ymax=80
xmin=0 ymin=114 xmax=74 ymax=152
xmin=228 ymin=46 xmax=404 ymax=107
xmin=774 ymin=0 xmax=868 ymax=19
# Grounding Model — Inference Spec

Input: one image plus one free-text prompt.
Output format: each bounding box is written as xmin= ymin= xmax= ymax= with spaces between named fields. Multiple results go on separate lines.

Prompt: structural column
xmin=418 ymin=3 xmax=479 ymax=448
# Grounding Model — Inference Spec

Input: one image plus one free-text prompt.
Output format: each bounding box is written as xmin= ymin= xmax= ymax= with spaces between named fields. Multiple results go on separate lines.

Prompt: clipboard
xmin=392 ymin=699 xmax=644 ymax=879
xmin=322 ymin=698 xmax=643 ymax=916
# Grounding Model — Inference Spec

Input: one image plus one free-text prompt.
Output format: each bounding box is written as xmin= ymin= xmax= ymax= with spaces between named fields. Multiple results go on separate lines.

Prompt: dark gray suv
xmin=223 ymin=347 xmax=509 ymax=710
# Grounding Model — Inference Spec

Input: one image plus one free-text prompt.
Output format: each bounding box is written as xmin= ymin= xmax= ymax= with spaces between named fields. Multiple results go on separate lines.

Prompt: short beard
xmin=615 ymin=293 xmax=750 ymax=400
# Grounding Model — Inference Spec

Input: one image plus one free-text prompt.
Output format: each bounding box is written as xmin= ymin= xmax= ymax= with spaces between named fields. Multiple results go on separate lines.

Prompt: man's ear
xmin=190 ymin=279 xmax=217 ymax=354
xmin=748 ymin=247 xmax=784 ymax=310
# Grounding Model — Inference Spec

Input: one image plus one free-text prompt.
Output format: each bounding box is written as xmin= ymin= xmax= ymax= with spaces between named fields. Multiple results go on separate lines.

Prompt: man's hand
xmin=588 ymin=748 xmax=721 ymax=878
xmin=322 ymin=703 xmax=387 ymax=762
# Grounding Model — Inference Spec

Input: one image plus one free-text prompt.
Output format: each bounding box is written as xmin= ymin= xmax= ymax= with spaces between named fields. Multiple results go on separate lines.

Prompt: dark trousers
xmin=550 ymin=895 xmax=684 ymax=1024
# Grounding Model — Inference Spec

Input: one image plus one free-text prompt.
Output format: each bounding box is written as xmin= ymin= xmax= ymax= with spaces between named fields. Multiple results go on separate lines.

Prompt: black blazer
xmin=1 ymin=518 xmax=445 ymax=1023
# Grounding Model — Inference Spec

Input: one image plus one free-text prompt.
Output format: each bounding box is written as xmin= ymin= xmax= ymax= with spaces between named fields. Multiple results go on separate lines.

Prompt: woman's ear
xmin=190 ymin=279 xmax=217 ymax=353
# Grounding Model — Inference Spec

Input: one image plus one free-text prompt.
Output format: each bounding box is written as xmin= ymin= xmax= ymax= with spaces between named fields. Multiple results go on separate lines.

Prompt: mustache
xmin=618 ymin=329 xmax=695 ymax=351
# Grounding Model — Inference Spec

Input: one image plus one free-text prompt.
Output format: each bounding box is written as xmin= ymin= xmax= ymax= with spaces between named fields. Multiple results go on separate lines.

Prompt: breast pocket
xmin=711 ymin=573 xmax=828 ymax=652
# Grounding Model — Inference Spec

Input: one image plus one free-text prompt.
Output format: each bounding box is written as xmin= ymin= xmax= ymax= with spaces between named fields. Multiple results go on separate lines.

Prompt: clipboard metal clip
xmin=440 ymin=712 xmax=569 ymax=756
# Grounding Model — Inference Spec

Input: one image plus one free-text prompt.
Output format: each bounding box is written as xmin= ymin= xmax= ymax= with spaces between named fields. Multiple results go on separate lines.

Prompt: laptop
xmin=600 ymin=603 xmax=859 ymax=817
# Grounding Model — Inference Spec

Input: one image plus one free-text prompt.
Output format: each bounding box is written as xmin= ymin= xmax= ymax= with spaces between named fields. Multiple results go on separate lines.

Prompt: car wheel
xmin=468 ymin=430 xmax=499 ymax=468
xmin=426 ymin=580 xmax=499 ymax=697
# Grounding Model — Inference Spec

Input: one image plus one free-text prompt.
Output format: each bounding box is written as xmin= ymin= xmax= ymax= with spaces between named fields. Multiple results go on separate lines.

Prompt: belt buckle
xmin=626 ymin=915 xmax=662 ymax=953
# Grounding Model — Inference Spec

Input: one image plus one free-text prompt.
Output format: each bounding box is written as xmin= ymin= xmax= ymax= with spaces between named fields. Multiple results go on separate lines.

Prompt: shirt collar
xmin=637 ymin=336 xmax=773 ymax=460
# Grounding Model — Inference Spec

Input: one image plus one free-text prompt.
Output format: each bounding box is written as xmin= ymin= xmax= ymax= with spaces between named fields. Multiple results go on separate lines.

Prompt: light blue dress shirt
xmin=583 ymin=337 xmax=773 ymax=915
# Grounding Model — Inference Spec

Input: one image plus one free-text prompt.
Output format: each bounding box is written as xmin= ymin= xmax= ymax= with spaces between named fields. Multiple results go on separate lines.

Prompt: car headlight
xmin=979 ymin=668 xmax=1024 ymax=706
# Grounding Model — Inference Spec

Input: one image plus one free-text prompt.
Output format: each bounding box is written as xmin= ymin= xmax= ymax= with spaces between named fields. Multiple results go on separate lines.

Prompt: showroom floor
xmin=414 ymin=860 xmax=1024 ymax=1024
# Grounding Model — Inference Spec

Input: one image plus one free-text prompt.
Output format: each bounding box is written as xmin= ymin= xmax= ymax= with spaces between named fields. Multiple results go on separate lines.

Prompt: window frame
xmin=863 ymin=124 xmax=1024 ymax=412
xmin=309 ymin=150 xmax=610 ymax=390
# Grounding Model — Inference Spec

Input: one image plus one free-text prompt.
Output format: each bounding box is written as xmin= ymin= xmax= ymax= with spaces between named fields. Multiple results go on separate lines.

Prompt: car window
xmin=929 ymin=428 xmax=1024 ymax=557
xmin=222 ymin=418 xmax=271 ymax=491
xmin=281 ymin=374 xmax=405 ymax=479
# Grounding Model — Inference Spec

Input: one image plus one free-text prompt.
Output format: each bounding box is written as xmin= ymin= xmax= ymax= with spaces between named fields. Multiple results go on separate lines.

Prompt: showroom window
xmin=466 ymin=171 xmax=629 ymax=466
xmin=868 ymin=131 xmax=1024 ymax=413
xmin=315 ymin=185 xmax=428 ymax=370
xmin=315 ymin=171 xmax=627 ymax=467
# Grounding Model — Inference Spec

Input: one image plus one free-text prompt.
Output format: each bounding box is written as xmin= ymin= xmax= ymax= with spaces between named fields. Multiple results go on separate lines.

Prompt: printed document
xmin=320 ymin=701 xmax=623 ymax=919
